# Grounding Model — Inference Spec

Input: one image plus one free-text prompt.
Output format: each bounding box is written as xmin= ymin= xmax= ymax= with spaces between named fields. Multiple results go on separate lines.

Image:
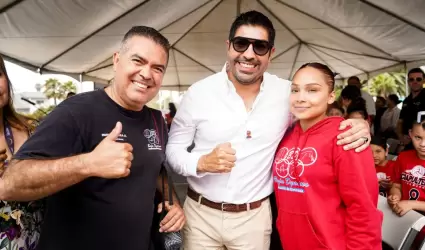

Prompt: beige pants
xmin=182 ymin=196 xmax=272 ymax=250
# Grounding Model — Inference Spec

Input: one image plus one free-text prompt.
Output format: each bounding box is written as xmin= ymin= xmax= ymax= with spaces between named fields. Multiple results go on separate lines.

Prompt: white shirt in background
xmin=380 ymin=107 xmax=400 ymax=132
xmin=361 ymin=91 xmax=376 ymax=116
xmin=166 ymin=66 xmax=291 ymax=204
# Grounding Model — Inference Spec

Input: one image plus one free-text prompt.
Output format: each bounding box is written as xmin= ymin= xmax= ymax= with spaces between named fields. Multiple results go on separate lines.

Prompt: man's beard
xmin=232 ymin=61 xmax=262 ymax=85
xmin=234 ymin=71 xmax=259 ymax=85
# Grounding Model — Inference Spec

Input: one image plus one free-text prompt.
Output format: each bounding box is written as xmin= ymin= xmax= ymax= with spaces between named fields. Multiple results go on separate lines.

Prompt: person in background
xmin=341 ymin=85 xmax=362 ymax=111
xmin=347 ymin=76 xmax=376 ymax=124
xmin=371 ymin=136 xmax=396 ymax=197
xmin=327 ymin=102 xmax=344 ymax=117
xmin=389 ymin=111 xmax=425 ymax=214
xmin=346 ymin=100 xmax=369 ymax=121
xmin=380 ymin=94 xmax=400 ymax=140
xmin=341 ymin=85 xmax=369 ymax=123
xmin=165 ymin=102 xmax=176 ymax=131
xmin=66 ymin=92 xmax=76 ymax=99
xmin=397 ymin=68 xmax=425 ymax=151
xmin=0 ymin=54 xmax=44 ymax=249
xmin=374 ymin=96 xmax=387 ymax=135
xmin=273 ymin=62 xmax=382 ymax=250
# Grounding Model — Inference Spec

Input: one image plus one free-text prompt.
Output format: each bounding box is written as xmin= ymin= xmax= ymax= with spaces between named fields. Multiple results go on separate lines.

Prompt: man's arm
xmin=166 ymin=89 xmax=205 ymax=177
xmin=0 ymin=102 xmax=132 ymax=202
xmin=0 ymin=156 xmax=89 ymax=201
xmin=0 ymin=103 xmax=86 ymax=201
xmin=0 ymin=121 xmax=132 ymax=201
xmin=166 ymin=89 xmax=236 ymax=176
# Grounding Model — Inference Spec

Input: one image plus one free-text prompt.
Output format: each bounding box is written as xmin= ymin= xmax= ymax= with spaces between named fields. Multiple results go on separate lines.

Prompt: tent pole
xmin=404 ymin=62 xmax=408 ymax=97
xmin=289 ymin=43 xmax=301 ymax=79
xmin=0 ymin=0 xmax=25 ymax=14
xmin=305 ymin=44 xmax=337 ymax=73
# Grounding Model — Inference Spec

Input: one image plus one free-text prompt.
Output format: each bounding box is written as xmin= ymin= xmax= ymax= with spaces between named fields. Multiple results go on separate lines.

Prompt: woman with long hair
xmin=273 ymin=62 xmax=382 ymax=249
xmin=0 ymin=54 xmax=43 ymax=249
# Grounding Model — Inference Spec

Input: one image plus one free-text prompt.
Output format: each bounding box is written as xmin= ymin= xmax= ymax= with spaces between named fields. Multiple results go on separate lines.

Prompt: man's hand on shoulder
xmin=197 ymin=142 xmax=236 ymax=174
xmin=336 ymin=119 xmax=371 ymax=152
xmin=81 ymin=121 xmax=133 ymax=178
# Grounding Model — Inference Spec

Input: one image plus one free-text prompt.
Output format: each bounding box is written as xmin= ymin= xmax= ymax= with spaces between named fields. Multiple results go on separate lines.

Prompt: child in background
xmin=371 ymin=136 xmax=396 ymax=197
xmin=345 ymin=98 xmax=373 ymax=127
xmin=346 ymin=99 xmax=368 ymax=120
xmin=327 ymin=103 xmax=345 ymax=117
xmin=388 ymin=111 xmax=425 ymax=216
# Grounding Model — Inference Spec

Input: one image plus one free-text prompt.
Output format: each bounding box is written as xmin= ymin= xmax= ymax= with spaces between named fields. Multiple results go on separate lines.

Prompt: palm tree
xmin=363 ymin=72 xmax=406 ymax=98
xmin=43 ymin=78 xmax=77 ymax=105
xmin=390 ymin=72 xmax=407 ymax=97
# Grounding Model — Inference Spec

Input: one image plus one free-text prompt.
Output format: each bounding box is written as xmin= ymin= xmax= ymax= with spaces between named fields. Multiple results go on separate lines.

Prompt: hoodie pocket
xmin=278 ymin=210 xmax=329 ymax=250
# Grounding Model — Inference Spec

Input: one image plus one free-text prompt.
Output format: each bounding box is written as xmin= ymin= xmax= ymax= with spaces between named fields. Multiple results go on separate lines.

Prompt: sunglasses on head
xmin=230 ymin=37 xmax=272 ymax=56
xmin=408 ymin=77 xmax=423 ymax=82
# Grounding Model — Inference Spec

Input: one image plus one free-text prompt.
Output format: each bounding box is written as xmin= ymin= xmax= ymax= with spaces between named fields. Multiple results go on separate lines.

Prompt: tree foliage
xmin=27 ymin=78 xmax=76 ymax=120
xmin=43 ymin=78 xmax=76 ymax=105
xmin=362 ymin=71 xmax=407 ymax=98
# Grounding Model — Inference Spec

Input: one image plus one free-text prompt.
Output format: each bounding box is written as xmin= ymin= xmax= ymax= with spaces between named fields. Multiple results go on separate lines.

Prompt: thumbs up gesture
xmin=85 ymin=122 xmax=133 ymax=179
xmin=197 ymin=143 xmax=236 ymax=173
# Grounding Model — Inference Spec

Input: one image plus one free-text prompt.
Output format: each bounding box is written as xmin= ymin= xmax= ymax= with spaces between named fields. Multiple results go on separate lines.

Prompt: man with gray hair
xmin=0 ymin=26 xmax=185 ymax=250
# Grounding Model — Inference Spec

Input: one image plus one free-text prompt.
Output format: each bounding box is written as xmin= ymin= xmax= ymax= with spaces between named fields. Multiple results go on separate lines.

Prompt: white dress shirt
xmin=166 ymin=66 xmax=291 ymax=204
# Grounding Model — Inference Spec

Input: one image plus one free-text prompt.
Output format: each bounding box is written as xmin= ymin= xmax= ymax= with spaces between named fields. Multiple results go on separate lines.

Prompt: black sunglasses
xmin=230 ymin=37 xmax=272 ymax=56
xmin=408 ymin=77 xmax=423 ymax=82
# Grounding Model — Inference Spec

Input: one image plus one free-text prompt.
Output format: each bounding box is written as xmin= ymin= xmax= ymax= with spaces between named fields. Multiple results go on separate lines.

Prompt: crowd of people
xmin=0 ymin=8 xmax=423 ymax=250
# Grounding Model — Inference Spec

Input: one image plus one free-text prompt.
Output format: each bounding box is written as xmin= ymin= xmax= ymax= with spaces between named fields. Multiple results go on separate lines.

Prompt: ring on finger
xmin=360 ymin=136 xmax=369 ymax=144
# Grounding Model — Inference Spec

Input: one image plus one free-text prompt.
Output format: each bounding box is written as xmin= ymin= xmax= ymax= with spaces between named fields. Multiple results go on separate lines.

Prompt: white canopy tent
xmin=1 ymin=0 xmax=425 ymax=91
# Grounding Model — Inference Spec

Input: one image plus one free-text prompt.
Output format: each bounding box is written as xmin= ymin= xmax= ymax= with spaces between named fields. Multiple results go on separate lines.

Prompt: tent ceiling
xmin=1 ymin=0 xmax=425 ymax=90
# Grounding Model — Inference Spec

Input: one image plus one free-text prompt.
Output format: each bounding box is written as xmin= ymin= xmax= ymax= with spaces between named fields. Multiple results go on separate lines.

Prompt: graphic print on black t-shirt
xmin=14 ymin=90 xmax=167 ymax=250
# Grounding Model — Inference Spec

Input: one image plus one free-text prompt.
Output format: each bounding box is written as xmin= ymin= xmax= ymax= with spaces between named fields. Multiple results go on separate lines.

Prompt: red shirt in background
xmin=376 ymin=160 xmax=396 ymax=197
xmin=394 ymin=150 xmax=425 ymax=201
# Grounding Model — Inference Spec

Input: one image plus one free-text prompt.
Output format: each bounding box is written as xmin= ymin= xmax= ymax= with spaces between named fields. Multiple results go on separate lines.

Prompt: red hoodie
xmin=273 ymin=117 xmax=382 ymax=250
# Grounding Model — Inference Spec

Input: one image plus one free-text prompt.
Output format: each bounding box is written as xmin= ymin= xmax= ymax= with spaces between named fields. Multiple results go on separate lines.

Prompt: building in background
xmin=13 ymin=91 xmax=51 ymax=114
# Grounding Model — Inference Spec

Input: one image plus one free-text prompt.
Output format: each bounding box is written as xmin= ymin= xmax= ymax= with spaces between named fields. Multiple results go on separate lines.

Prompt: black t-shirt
xmin=400 ymin=89 xmax=425 ymax=134
xmin=14 ymin=90 xmax=167 ymax=250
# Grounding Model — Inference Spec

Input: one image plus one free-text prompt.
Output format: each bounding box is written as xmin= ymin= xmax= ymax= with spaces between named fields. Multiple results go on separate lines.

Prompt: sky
xmin=4 ymin=60 xmax=91 ymax=94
